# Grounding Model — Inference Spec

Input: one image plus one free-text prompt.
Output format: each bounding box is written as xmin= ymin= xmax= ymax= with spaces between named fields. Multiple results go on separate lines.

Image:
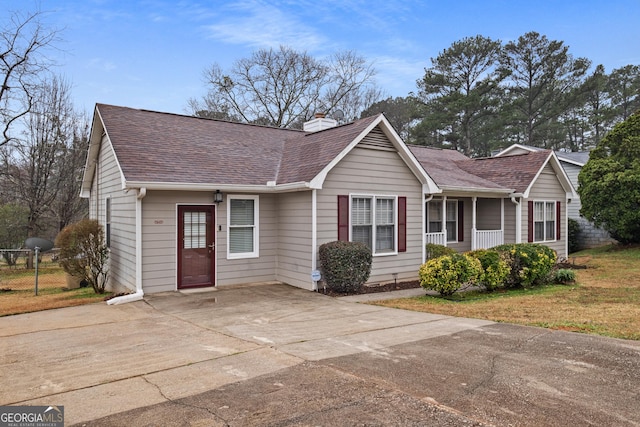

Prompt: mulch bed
xmin=317 ymin=280 xmax=421 ymax=297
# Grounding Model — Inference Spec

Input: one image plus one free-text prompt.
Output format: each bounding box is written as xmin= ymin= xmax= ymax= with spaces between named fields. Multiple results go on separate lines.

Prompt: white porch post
xmin=501 ymin=198 xmax=505 ymax=245
xmin=472 ymin=196 xmax=477 ymax=250
xmin=516 ymin=197 xmax=522 ymax=243
xmin=442 ymin=196 xmax=447 ymax=246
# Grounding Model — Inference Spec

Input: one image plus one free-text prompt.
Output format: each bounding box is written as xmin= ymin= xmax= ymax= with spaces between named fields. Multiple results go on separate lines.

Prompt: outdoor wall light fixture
xmin=214 ymin=190 xmax=224 ymax=204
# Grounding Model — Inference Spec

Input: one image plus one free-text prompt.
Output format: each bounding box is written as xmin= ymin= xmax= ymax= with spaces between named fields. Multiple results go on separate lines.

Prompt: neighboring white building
xmin=496 ymin=144 xmax=615 ymax=250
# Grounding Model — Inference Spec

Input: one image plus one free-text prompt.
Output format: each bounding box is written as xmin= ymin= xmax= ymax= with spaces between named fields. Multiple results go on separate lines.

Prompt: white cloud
xmin=202 ymin=1 xmax=326 ymax=51
xmin=86 ymin=58 xmax=117 ymax=72
xmin=370 ymin=54 xmax=428 ymax=96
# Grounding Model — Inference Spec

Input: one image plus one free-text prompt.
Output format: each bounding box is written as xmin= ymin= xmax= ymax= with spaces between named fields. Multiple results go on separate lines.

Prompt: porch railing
xmin=425 ymin=232 xmax=446 ymax=246
xmin=474 ymin=229 xmax=503 ymax=250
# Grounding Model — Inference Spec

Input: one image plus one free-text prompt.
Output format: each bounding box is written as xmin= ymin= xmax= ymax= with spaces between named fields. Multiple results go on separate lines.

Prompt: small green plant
xmin=493 ymin=243 xmax=557 ymax=288
xmin=55 ymin=219 xmax=109 ymax=294
xmin=419 ymin=253 xmax=482 ymax=296
xmin=319 ymin=241 xmax=372 ymax=293
xmin=553 ymin=268 xmax=576 ymax=284
xmin=466 ymin=249 xmax=510 ymax=291
xmin=425 ymin=243 xmax=456 ymax=259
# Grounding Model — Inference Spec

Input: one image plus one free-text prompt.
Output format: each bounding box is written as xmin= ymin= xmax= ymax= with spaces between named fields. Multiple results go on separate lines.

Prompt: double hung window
xmin=533 ymin=201 xmax=556 ymax=242
xmin=351 ymin=195 xmax=397 ymax=255
xmin=228 ymin=196 xmax=259 ymax=258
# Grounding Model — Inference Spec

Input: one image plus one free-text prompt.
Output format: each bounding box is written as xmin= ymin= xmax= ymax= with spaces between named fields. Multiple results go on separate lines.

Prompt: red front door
xmin=177 ymin=206 xmax=215 ymax=289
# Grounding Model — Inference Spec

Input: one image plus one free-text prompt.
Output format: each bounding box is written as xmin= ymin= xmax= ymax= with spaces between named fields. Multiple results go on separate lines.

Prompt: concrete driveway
xmin=1 ymin=283 xmax=639 ymax=426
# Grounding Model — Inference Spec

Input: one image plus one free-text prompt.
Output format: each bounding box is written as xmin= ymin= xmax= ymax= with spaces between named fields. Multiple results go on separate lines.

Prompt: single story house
xmin=496 ymin=144 xmax=614 ymax=249
xmin=81 ymin=104 xmax=576 ymax=304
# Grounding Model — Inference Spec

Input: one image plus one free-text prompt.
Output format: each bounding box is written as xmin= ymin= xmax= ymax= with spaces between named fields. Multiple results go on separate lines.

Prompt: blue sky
xmin=5 ymin=0 xmax=640 ymax=116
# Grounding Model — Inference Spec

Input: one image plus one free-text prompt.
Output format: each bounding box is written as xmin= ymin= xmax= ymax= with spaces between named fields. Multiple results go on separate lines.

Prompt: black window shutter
xmin=528 ymin=201 xmax=534 ymax=242
xmin=457 ymin=200 xmax=464 ymax=242
xmin=398 ymin=197 xmax=407 ymax=252
xmin=337 ymin=195 xmax=349 ymax=241
xmin=556 ymin=201 xmax=561 ymax=240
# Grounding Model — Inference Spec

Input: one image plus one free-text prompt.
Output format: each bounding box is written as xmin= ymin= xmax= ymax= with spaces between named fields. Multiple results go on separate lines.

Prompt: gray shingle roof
xmin=97 ymin=104 xmax=379 ymax=186
xmin=456 ymin=150 xmax=552 ymax=193
xmin=409 ymin=145 xmax=553 ymax=194
xmin=408 ymin=145 xmax=508 ymax=191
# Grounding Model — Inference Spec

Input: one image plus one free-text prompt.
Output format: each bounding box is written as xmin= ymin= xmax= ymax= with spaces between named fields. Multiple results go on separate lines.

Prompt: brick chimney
xmin=303 ymin=113 xmax=337 ymax=132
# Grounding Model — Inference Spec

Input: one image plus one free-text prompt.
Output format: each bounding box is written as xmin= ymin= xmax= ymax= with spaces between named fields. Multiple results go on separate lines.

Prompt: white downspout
xmin=311 ymin=189 xmax=318 ymax=291
xmin=500 ymin=198 xmax=505 ymax=245
xmin=510 ymin=195 xmax=522 ymax=244
xmin=108 ymin=187 xmax=146 ymax=305
xmin=442 ymin=196 xmax=447 ymax=246
xmin=472 ymin=196 xmax=477 ymax=250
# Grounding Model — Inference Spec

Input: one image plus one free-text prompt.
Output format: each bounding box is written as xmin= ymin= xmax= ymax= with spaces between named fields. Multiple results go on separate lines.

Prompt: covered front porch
xmin=425 ymin=195 xmax=517 ymax=252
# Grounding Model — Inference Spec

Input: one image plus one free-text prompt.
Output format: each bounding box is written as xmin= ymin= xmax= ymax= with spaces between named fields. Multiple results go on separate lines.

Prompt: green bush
xmin=55 ymin=219 xmax=109 ymax=294
xmin=568 ymin=218 xmax=581 ymax=254
xmin=425 ymin=243 xmax=456 ymax=259
xmin=493 ymin=243 xmax=557 ymax=288
xmin=466 ymin=249 xmax=510 ymax=291
xmin=419 ymin=253 xmax=482 ymax=296
xmin=553 ymin=268 xmax=576 ymax=284
xmin=319 ymin=241 xmax=372 ymax=293
xmin=578 ymin=110 xmax=640 ymax=244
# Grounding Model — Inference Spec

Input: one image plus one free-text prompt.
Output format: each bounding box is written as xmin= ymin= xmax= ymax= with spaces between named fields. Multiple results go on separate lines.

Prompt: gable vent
xmin=359 ymin=127 xmax=394 ymax=151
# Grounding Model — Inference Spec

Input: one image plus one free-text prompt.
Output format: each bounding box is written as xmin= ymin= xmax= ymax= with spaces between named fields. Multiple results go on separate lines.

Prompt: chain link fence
xmin=0 ymin=249 xmax=66 ymax=292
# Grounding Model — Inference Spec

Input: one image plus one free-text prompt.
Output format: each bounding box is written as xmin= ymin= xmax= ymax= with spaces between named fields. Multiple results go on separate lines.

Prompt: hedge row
xmin=419 ymin=243 xmax=558 ymax=295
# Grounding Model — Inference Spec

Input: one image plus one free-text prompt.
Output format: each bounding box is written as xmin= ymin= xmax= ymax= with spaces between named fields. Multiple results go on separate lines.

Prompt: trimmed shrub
xmin=425 ymin=243 xmax=456 ymax=259
xmin=466 ymin=249 xmax=510 ymax=291
xmin=419 ymin=253 xmax=482 ymax=296
xmin=493 ymin=243 xmax=557 ymax=288
xmin=568 ymin=218 xmax=581 ymax=254
xmin=319 ymin=241 xmax=372 ymax=293
xmin=553 ymin=268 xmax=576 ymax=284
xmin=55 ymin=219 xmax=109 ymax=294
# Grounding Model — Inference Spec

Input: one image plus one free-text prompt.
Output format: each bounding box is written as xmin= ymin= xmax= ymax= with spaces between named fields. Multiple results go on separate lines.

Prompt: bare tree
xmin=189 ymin=46 xmax=382 ymax=128
xmin=1 ymin=75 xmax=75 ymax=239
xmin=52 ymin=112 xmax=90 ymax=231
xmin=1 ymin=8 xmax=59 ymax=147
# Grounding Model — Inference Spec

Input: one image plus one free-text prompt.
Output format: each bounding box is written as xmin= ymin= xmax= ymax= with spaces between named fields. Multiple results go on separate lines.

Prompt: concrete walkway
xmin=2 ymin=283 xmax=639 ymax=426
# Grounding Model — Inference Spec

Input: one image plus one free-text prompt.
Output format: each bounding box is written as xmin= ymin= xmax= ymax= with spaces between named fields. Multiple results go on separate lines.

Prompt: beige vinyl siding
xmin=562 ymin=162 xmax=582 ymax=220
xmin=93 ymin=135 xmax=136 ymax=293
xmin=275 ymin=191 xmax=313 ymax=289
xmin=318 ymin=135 xmax=424 ymax=285
xmin=219 ymin=193 xmax=277 ymax=285
xmin=476 ymin=198 xmax=501 ymax=230
xmin=525 ymin=164 xmax=567 ymax=256
xmin=503 ymin=198 xmax=517 ymax=244
xmin=140 ymin=191 xmax=277 ymax=293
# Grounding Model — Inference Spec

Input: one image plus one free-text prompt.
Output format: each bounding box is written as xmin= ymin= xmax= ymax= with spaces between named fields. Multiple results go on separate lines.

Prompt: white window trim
xmin=425 ymin=199 xmax=458 ymax=243
xmin=533 ymin=200 xmax=557 ymax=242
xmin=445 ymin=199 xmax=458 ymax=243
xmin=227 ymin=195 xmax=259 ymax=259
xmin=350 ymin=194 xmax=398 ymax=257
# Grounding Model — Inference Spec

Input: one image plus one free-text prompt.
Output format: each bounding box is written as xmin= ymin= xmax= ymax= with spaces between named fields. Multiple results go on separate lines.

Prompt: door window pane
xmin=184 ymin=211 xmax=207 ymax=249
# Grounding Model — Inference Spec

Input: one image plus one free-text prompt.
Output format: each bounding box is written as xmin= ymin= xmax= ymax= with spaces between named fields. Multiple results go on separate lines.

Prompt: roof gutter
xmin=438 ymin=185 xmax=515 ymax=195
xmin=123 ymin=181 xmax=312 ymax=193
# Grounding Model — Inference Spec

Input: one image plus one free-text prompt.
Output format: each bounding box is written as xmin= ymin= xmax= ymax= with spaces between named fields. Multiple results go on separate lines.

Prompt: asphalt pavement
xmin=1 ymin=282 xmax=639 ymax=426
